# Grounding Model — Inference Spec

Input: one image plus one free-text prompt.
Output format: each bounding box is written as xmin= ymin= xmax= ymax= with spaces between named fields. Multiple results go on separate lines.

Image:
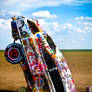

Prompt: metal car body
xmin=5 ymin=16 xmax=76 ymax=92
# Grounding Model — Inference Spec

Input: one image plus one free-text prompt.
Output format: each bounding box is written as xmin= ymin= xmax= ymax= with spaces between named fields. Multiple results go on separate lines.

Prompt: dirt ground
xmin=0 ymin=50 xmax=92 ymax=92
xmin=63 ymin=50 xmax=92 ymax=92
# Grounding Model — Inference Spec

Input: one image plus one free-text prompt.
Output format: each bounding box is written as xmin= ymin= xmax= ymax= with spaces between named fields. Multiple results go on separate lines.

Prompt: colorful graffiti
xmin=5 ymin=16 xmax=76 ymax=92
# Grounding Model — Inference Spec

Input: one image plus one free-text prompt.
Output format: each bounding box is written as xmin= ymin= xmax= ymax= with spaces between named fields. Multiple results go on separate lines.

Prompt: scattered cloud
xmin=38 ymin=16 xmax=92 ymax=34
xmin=0 ymin=18 xmax=13 ymax=49
xmin=75 ymin=16 xmax=84 ymax=20
xmin=83 ymin=22 xmax=92 ymax=26
xmin=0 ymin=18 xmax=11 ymax=29
xmin=0 ymin=0 xmax=92 ymax=12
xmin=74 ymin=16 xmax=92 ymax=33
xmin=0 ymin=15 xmax=92 ymax=49
xmin=76 ymin=28 xmax=83 ymax=33
xmin=75 ymin=16 xmax=92 ymax=21
xmin=32 ymin=10 xmax=57 ymax=19
xmin=0 ymin=15 xmax=91 ymax=36
xmin=0 ymin=10 xmax=21 ymax=19
xmin=61 ymin=23 xmax=72 ymax=29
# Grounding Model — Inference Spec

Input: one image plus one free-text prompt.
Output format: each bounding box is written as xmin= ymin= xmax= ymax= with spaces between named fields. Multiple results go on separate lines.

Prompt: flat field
xmin=62 ymin=50 xmax=92 ymax=92
xmin=0 ymin=50 xmax=92 ymax=92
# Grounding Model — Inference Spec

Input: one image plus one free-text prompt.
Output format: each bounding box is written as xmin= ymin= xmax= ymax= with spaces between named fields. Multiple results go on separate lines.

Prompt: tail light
xmin=8 ymin=48 xmax=20 ymax=61
xmin=5 ymin=43 xmax=24 ymax=64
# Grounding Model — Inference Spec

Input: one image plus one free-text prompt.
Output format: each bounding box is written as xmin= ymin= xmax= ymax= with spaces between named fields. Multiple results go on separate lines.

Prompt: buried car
xmin=5 ymin=16 xmax=76 ymax=92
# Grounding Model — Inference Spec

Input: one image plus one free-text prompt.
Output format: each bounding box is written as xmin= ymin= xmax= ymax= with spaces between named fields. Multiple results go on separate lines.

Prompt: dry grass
xmin=0 ymin=50 xmax=92 ymax=92
xmin=62 ymin=50 xmax=92 ymax=92
xmin=0 ymin=51 xmax=27 ymax=91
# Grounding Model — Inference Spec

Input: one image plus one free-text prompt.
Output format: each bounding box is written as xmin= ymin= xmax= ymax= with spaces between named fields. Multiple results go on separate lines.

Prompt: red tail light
xmin=8 ymin=48 xmax=20 ymax=61
xmin=5 ymin=43 xmax=24 ymax=64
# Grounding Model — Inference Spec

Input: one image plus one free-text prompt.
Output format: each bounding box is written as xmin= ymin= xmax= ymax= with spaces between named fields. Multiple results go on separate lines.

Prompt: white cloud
xmin=85 ymin=27 xmax=92 ymax=31
xmin=83 ymin=22 xmax=92 ymax=26
xmin=75 ymin=16 xmax=84 ymax=20
xmin=37 ymin=19 xmax=61 ymax=34
xmin=8 ymin=12 xmax=21 ymax=16
xmin=38 ymin=19 xmax=53 ymax=35
xmin=52 ymin=22 xmax=60 ymax=32
xmin=0 ymin=0 xmax=92 ymax=12
xmin=0 ymin=10 xmax=21 ymax=19
xmin=32 ymin=10 xmax=57 ymax=19
xmin=0 ymin=15 xmax=92 ymax=49
xmin=0 ymin=18 xmax=11 ymax=30
xmin=75 ymin=16 xmax=92 ymax=21
xmin=62 ymin=23 xmax=72 ymax=29
xmin=85 ymin=17 xmax=92 ymax=20
xmin=0 ymin=18 xmax=13 ymax=49
xmin=74 ymin=16 xmax=92 ymax=33
xmin=76 ymin=28 xmax=83 ymax=33
xmin=38 ymin=17 xmax=92 ymax=34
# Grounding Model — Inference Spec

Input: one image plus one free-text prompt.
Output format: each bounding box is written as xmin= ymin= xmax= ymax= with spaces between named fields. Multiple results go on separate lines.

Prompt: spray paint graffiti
xmin=5 ymin=16 xmax=76 ymax=92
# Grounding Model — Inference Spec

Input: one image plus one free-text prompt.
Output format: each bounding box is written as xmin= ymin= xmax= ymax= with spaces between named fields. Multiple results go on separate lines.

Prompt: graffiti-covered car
xmin=5 ymin=16 xmax=76 ymax=92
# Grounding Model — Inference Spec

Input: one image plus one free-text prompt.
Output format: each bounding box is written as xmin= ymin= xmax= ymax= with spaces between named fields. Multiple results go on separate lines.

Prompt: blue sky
xmin=0 ymin=0 xmax=92 ymax=50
